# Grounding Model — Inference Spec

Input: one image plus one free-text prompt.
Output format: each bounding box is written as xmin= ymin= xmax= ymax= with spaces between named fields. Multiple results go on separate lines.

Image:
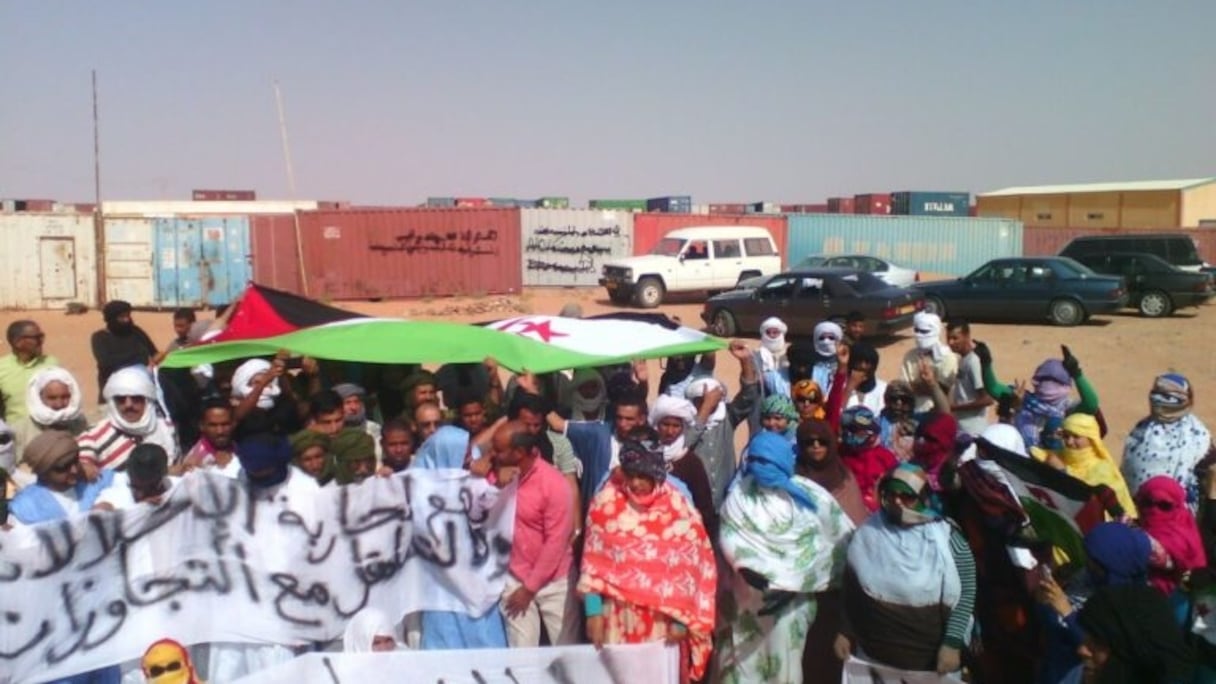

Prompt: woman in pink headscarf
xmin=1135 ymin=476 xmax=1207 ymax=598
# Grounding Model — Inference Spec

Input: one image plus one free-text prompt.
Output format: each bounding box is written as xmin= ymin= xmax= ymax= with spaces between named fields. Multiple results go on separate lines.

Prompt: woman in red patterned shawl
xmin=578 ymin=438 xmax=718 ymax=682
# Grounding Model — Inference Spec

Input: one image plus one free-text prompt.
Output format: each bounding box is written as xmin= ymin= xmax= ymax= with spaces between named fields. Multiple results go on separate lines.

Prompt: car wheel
xmin=1137 ymin=290 xmax=1173 ymax=318
xmin=1049 ymin=298 xmax=1084 ymax=326
xmin=924 ymin=296 xmax=946 ymax=318
xmin=633 ymin=277 xmax=664 ymax=309
xmin=710 ymin=309 xmax=737 ymax=337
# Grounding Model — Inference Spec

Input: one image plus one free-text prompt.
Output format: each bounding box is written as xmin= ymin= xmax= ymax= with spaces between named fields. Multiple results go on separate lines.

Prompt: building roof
xmin=979 ymin=178 xmax=1216 ymax=197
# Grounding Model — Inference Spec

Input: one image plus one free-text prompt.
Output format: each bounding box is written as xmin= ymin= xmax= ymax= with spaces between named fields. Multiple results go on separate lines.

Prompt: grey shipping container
xmin=891 ymin=192 xmax=971 ymax=217
xmin=426 ymin=197 xmax=458 ymax=208
xmin=646 ymin=196 xmax=692 ymax=213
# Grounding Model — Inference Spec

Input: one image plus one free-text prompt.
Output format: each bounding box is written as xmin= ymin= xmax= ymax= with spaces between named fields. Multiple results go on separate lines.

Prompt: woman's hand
xmin=79 ymin=459 xmax=100 ymax=483
xmin=586 ymin=615 xmax=605 ymax=650
xmin=1035 ymin=574 xmax=1073 ymax=618
xmin=936 ymin=645 xmax=961 ymax=674
xmin=832 ymin=633 xmax=852 ymax=662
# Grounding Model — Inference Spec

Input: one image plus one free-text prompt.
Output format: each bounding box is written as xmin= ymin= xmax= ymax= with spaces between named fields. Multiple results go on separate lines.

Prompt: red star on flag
xmin=494 ymin=317 xmax=569 ymax=343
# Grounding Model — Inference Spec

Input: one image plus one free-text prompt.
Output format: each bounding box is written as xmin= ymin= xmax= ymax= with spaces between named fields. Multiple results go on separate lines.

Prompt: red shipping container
xmin=21 ymin=199 xmax=55 ymax=211
xmin=827 ymin=197 xmax=856 ymax=214
xmin=853 ymin=194 xmax=891 ymax=215
xmin=781 ymin=204 xmax=830 ymax=213
xmin=708 ymin=203 xmax=747 ymax=214
xmin=632 ymin=213 xmax=788 ymax=260
xmin=250 ymin=214 xmax=305 ymax=293
xmin=969 ymin=205 xmax=978 ymax=217
xmin=454 ymin=198 xmax=489 ymax=208
xmin=1021 ymin=226 xmax=1216 ymax=264
xmin=74 ymin=203 xmax=97 ymax=213
xmin=285 ymin=208 xmax=521 ymax=300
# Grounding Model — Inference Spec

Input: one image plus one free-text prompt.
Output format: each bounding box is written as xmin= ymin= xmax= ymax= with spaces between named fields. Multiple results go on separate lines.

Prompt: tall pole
xmin=274 ymin=80 xmax=309 ymax=295
xmin=92 ymin=70 xmax=106 ymax=307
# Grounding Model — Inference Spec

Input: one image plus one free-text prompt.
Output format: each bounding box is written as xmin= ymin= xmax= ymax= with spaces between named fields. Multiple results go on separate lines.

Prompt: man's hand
xmin=973 ymin=340 xmax=993 ymax=366
xmin=300 ymin=356 xmax=319 ymax=376
xmin=728 ymin=339 xmax=751 ymax=362
xmin=516 ymin=371 xmax=539 ymax=395
xmin=836 ymin=341 xmax=850 ymax=367
xmin=587 ymin=615 xmax=606 ymax=650
xmin=503 ymin=586 xmax=535 ymax=619
xmin=79 ymin=459 xmax=100 ymax=483
xmin=1061 ymin=345 xmax=1082 ymax=378
xmin=631 ymin=358 xmax=649 ymax=384
xmin=833 ymin=634 xmax=852 ymax=662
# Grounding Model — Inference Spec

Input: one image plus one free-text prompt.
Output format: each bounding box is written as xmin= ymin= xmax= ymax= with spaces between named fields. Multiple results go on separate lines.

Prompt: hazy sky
xmin=2 ymin=1 xmax=1212 ymax=205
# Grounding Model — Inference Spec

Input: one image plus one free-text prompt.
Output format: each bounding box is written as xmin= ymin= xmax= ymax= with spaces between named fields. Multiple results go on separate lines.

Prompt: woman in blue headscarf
xmin=978 ymin=343 xmax=1102 ymax=450
xmin=717 ymin=432 xmax=853 ymax=683
xmin=410 ymin=426 xmax=508 ymax=650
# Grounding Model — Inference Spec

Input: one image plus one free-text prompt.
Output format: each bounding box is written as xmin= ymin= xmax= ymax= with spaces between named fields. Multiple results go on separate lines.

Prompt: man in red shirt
xmin=493 ymin=420 xmax=577 ymax=647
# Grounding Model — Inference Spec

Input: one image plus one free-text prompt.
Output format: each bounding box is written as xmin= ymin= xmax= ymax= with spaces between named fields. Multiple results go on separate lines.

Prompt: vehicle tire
xmin=1137 ymin=290 xmax=1173 ymax=318
xmin=1049 ymin=298 xmax=1085 ymax=326
xmin=608 ymin=289 xmax=631 ymax=306
xmin=710 ymin=309 xmax=737 ymax=337
xmin=924 ymin=296 xmax=947 ymax=318
xmin=633 ymin=277 xmax=665 ymax=309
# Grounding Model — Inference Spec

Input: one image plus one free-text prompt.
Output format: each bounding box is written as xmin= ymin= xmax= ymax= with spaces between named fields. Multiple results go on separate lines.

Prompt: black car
xmin=700 ymin=268 xmax=924 ymax=337
xmin=1071 ymin=252 xmax=1214 ymax=317
xmin=1059 ymin=233 xmax=1208 ymax=272
xmin=912 ymin=257 xmax=1127 ymax=326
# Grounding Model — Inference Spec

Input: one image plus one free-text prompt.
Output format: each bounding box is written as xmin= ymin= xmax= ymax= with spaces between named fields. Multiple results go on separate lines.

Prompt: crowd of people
xmin=0 ymin=301 xmax=1213 ymax=684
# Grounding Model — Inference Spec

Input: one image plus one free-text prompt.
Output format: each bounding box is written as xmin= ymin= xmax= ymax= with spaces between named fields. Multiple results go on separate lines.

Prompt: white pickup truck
xmin=599 ymin=226 xmax=783 ymax=308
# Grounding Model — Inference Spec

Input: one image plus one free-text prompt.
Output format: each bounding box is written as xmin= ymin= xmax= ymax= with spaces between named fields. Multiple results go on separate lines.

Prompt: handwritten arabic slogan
xmin=522 ymin=214 xmax=633 ymax=287
xmin=232 ymin=643 xmax=680 ymax=684
xmin=0 ymin=470 xmax=515 ymax=684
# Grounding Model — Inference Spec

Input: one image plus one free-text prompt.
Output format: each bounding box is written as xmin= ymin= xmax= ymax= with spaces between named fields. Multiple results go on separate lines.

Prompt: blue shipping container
xmin=426 ymin=197 xmax=457 ymax=208
xmin=646 ymin=196 xmax=692 ymax=213
xmin=153 ymin=216 xmax=251 ymax=307
xmin=891 ymin=192 xmax=970 ymax=217
xmin=784 ymin=214 xmax=1023 ymax=277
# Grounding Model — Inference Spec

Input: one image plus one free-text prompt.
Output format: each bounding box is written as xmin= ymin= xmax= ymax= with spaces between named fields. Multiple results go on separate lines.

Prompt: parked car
xmin=912 ymin=257 xmax=1127 ymax=326
xmin=700 ymin=268 xmax=924 ymax=337
xmin=788 ymin=254 xmax=920 ymax=287
xmin=1070 ymin=252 xmax=1214 ymax=317
xmin=1059 ymin=233 xmax=1209 ymax=273
xmin=599 ymin=226 xmax=782 ymax=308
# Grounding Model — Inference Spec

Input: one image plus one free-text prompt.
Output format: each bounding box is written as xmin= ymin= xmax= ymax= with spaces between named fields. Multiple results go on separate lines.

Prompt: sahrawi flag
xmin=973 ymin=442 xmax=1118 ymax=568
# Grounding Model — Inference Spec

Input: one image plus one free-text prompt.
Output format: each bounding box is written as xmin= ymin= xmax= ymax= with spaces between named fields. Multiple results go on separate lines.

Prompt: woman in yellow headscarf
xmin=1058 ymin=413 xmax=1137 ymax=518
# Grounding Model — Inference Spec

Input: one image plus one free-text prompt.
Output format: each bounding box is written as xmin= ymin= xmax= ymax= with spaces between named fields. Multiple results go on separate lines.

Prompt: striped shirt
xmin=77 ymin=418 xmax=179 ymax=470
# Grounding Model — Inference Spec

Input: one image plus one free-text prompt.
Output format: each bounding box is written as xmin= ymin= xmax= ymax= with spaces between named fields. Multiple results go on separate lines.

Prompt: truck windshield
xmin=650 ymin=238 xmax=686 ymax=257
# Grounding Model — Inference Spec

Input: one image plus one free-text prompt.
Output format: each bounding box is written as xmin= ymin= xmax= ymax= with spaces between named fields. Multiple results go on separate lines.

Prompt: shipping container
xmin=781 ymin=204 xmax=829 ymax=214
xmin=74 ymin=203 xmax=97 ymax=213
xmin=426 ymin=197 xmax=457 ymax=208
xmin=890 ymin=191 xmax=971 ymax=217
xmin=709 ymin=203 xmax=748 ymax=214
xmin=747 ymin=202 xmax=781 ymax=214
xmin=1022 ymin=226 xmax=1216 ymax=263
xmin=291 ymin=208 xmax=521 ymax=300
xmin=538 ymin=197 xmax=570 ymax=209
xmin=854 ymin=193 xmax=891 ymax=215
xmin=827 ymin=197 xmax=855 ymax=214
xmin=17 ymin=199 xmax=56 ymax=212
xmin=152 ymin=216 xmax=251 ymax=307
xmin=250 ymin=213 xmax=303 ymax=293
xmin=0 ymin=213 xmax=98 ymax=308
xmin=103 ymin=217 xmax=157 ymax=307
xmin=101 ymin=200 xmax=317 ymax=215
xmin=520 ymin=209 xmax=634 ymax=287
xmin=632 ymin=213 xmax=788 ymax=260
xmin=488 ymin=198 xmax=519 ymax=208
xmin=786 ymin=214 xmax=1023 ymax=277
xmin=589 ymin=199 xmax=647 ymax=212
xmin=192 ymin=189 xmax=256 ymax=201
xmin=690 ymin=204 xmax=710 ymax=215
xmin=454 ymin=198 xmax=489 ymax=208
xmin=646 ymin=196 xmax=693 ymax=213
xmin=316 ymin=200 xmax=351 ymax=210
xmin=0 ymin=200 xmax=16 ymax=212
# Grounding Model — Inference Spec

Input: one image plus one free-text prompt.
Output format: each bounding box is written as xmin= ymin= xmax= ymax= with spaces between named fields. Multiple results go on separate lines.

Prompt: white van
xmin=599 ymin=226 xmax=782 ymax=308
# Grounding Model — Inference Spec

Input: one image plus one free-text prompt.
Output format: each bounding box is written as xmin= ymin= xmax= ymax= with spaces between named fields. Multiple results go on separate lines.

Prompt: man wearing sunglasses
xmin=0 ymin=319 xmax=58 ymax=426
xmin=78 ymin=367 xmax=179 ymax=476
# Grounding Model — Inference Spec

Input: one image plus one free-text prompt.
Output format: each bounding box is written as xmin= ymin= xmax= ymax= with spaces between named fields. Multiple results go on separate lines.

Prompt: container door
xmin=38 ymin=237 xmax=77 ymax=300
xmin=104 ymin=217 xmax=156 ymax=307
xmin=155 ymin=218 xmax=203 ymax=306
xmin=199 ymin=216 xmax=252 ymax=306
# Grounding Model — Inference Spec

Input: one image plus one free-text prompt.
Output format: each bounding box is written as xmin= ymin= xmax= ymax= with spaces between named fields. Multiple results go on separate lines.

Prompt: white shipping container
xmin=101 ymin=200 xmax=319 ymax=215
xmin=0 ymin=213 xmax=99 ymax=309
xmin=102 ymin=217 xmax=156 ymax=307
xmin=520 ymin=208 xmax=635 ymax=287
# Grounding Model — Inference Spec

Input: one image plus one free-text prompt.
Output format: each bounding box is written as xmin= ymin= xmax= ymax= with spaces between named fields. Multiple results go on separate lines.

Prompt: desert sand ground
xmin=4 ymin=287 xmax=1213 ymax=456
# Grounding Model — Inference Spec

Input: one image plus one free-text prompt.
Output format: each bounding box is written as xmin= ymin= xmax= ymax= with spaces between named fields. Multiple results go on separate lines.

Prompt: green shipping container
xmin=588 ymin=199 xmax=647 ymax=211
xmin=538 ymin=197 xmax=570 ymax=209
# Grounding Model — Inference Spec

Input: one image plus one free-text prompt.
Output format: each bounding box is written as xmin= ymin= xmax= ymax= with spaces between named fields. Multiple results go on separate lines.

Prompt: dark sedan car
xmin=700 ymin=268 xmax=924 ymax=337
xmin=913 ymin=257 xmax=1127 ymax=326
xmin=1071 ymin=252 xmax=1214 ymax=317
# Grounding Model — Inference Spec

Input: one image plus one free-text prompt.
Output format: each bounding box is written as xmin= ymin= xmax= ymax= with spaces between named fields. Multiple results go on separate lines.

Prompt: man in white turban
xmin=77 ymin=367 xmax=179 ymax=474
xmin=900 ymin=311 xmax=958 ymax=414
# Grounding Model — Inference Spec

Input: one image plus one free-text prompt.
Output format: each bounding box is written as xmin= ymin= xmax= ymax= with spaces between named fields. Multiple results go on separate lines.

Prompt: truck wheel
xmin=634 ymin=277 xmax=665 ymax=308
xmin=1137 ymin=290 xmax=1172 ymax=318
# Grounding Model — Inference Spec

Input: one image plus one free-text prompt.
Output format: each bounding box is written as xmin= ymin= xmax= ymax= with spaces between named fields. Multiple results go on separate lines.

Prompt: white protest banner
xmin=0 ymin=469 xmax=514 ymax=683
xmin=842 ymin=655 xmax=966 ymax=683
xmin=232 ymin=642 xmax=680 ymax=684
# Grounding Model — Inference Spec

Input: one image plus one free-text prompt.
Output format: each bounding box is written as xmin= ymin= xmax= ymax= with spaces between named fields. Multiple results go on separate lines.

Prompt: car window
xmin=825 ymin=277 xmax=858 ymax=298
xmin=1054 ymin=257 xmax=1096 ymax=276
xmin=743 ymin=237 xmax=776 ymax=257
xmin=841 ymin=272 xmax=888 ymax=293
xmin=712 ymin=239 xmax=742 ymax=259
xmin=683 ymin=240 xmax=709 ymax=260
xmin=1026 ymin=264 xmax=1054 ymax=282
xmin=1062 ymin=240 xmax=1100 ymax=257
xmin=970 ymin=263 xmax=1021 ymax=282
xmin=757 ymin=275 xmax=798 ymax=299
xmin=797 ymin=277 xmax=825 ymax=298
xmin=650 ymin=238 xmax=685 ymax=257
xmin=826 ymin=256 xmax=855 ymax=269
xmin=795 ymin=255 xmax=827 ymax=268
xmin=862 ymin=257 xmax=886 ymax=272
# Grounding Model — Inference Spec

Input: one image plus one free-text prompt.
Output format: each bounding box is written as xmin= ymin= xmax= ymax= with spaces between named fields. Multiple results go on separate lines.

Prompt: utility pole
xmin=92 ymin=69 xmax=106 ymax=308
xmin=274 ymin=80 xmax=309 ymax=295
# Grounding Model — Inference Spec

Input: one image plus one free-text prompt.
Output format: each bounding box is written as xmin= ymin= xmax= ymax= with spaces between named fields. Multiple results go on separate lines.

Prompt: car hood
xmin=602 ymin=254 xmax=677 ymax=272
xmin=706 ymin=288 xmax=755 ymax=304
